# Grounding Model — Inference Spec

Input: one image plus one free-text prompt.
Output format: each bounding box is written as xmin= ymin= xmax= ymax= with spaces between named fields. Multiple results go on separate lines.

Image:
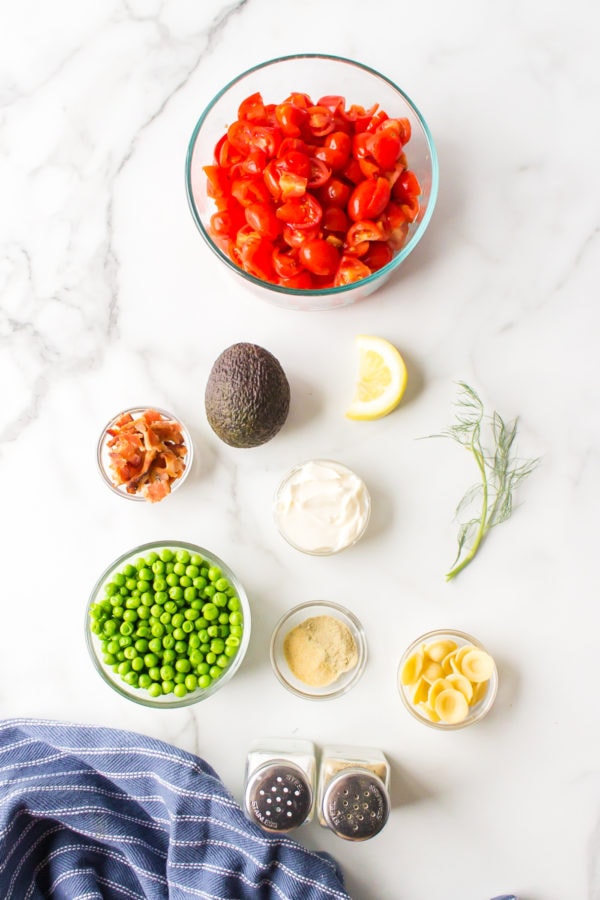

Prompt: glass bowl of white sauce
xmin=273 ymin=459 xmax=371 ymax=556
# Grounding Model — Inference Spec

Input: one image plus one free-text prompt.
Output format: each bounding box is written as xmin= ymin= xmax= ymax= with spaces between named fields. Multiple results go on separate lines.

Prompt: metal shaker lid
xmin=245 ymin=762 xmax=312 ymax=832
xmin=322 ymin=768 xmax=390 ymax=840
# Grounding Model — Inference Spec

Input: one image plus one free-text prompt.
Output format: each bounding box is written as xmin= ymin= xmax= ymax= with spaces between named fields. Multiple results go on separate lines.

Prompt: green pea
xmin=184 ymin=591 xmax=198 ymax=606
xmin=179 ymin=575 xmax=192 ymax=588
xmin=228 ymin=596 xmax=240 ymax=611
xmin=144 ymin=653 xmax=159 ymax=668
xmin=159 ymin=549 xmax=173 ymax=562
xmin=117 ymin=661 xmax=131 ymax=676
xmin=193 ymin=577 xmax=207 ymax=591
xmin=230 ymin=625 xmax=243 ymax=637
xmin=107 ymin=639 xmax=120 ymax=655
xmin=137 ymin=607 xmax=150 ymax=620
xmin=125 ymin=578 xmax=137 ymax=591
xmin=198 ymin=674 xmax=212 ymax=689
xmin=118 ymin=635 xmax=132 ymax=647
xmin=225 ymin=645 xmax=238 ymax=658
xmin=204 ymin=585 xmax=216 ymax=599
xmin=140 ymin=592 xmax=154 ymax=606
xmin=186 ymin=565 xmax=200 ymax=579
xmin=159 ymin=612 xmax=171 ymax=626
xmin=151 ymin=623 xmax=164 ymax=637
xmin=205 ymin=652 xmax=216 ymax=665
xmin=168 ymin=587 xmax=183 ymax=601
xmin=162 ymin=680 xmax=175 ymax=694
xmin=103 ymin=654 xmax=116 ymax=666
xmin=137 ymin=625 xmax=152 ymax=639
xmin=148 ymin=682 xmax=162 ymax=697
xmin=137 ymin=580 xmax=150 ymax=593
xmin=149 ymin=667 xmax=161 ymax=681
xmin=138 ymin=674 xmax=152 ymax=689
xmin=123 ymin=610 xmax=138 ymax=623
xmin=209 ymin=665 xmax=222 ymax=680
xmin=182 ymin=621 xmax=193 ymax=633
xmin=123 ymin=646 xmax=136 ymax=660
xmin=173 ymin=562 xmax=186 ymax=576
xmin=207 ymin=625 xmax=219 ymax=638
xmin=163 ymin=649 xmax=176 ymax=663
xmin=166 ymin=573 xmax=179 ymax=587
xmin=173 ymin=683 xmax=187 ymax=697
xmin=200 ymin=643 xmax=210 ymax=654
xmin=165 ymin=562 xmax=175 ymax=574
xmin=162 ymin=634 xmax=175 ymax=650
xmin=218 ymin=613 xmax=229 ymax=625
xmin=207 ymin=566 xmax=221 ymax=582
xmin=152 ymin=560 xmax=165 ymax=575
xmin=131 ymin=656 xmax=145 ymax=672
xmin=113 ymin=574 xmax=126 ymax=587
xmin=154 ymin=592 xmax=168 ymax=605
xmin=226 ymin=635 xmax=240 ymax=648
xmin=148 ymin=638 xmax=162 ymax=654
xmin=165 ymin=601 xmax=178 ymax=614
xmin=103 ymin=620 xmax=117 ymax=636
xmin=144 ymin=552 xmax=159 ymax=565
xmin=175 ymin=549 xmax=190 ymax=564
xmin=105 ymin=582 xmax=118 ymax=597
xmin=197 ymin=662 xmax=209 ymax=675
xmin=153 ymin=578 xmax=167 ymax=592
xmin=124 ymin=671 xmax=139 ymax=686
xmin=188 ymin=633 xmax=200 ymax=649
xmin=160 ymin=664 xmax=175 ymax=681
xmin=190 ymin=554 xmax=203 ymax=567
xmin=185 ymin=674 xmax=198 ymax=691
xmin=197 ymin=628 xmax=209 ymax=643
xmin=229 ymin=611 xmax=242 ymax=626
xmin=210 ymin=639 xmax=225 ymax=654
xmin=202 ymin=603 xmax=218 ymax=621
xmin=112 ymin=606 xmax=124 ymax=618
xmin=175 ymin=658 xmax=191 ymax=673
xmin=216 ymin=654 xmax=229 ymax=668
xmin=174 ymin=641 xmax=187 ymax=654
xmin=171 ymin=612 xmax=184 ymax=627
xmin=119 ymin=622 xmax=134 ymax=636
xmin=190 ymin=650 xmax=204 ymax=667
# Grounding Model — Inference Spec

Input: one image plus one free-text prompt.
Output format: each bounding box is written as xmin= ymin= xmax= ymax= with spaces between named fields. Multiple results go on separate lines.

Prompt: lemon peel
xmin=345 ymin=335 xmax=407 ymax=420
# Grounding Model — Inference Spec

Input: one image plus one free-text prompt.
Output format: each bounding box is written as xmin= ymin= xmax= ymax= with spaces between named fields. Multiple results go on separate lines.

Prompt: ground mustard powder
xmin=283 ymin=615 xmax=358 ymax=687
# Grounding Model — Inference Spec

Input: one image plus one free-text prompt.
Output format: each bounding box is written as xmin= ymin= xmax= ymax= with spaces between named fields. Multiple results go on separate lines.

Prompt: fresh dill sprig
xmin=432 ymin=382 xmax=539 ymax=582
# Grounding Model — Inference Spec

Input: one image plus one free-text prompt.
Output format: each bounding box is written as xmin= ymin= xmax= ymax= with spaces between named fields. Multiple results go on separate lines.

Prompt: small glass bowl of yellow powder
xmin=270 ymin=601 xmax=367 ymax=700
xmin=397 ymin=628 xmax=498 ymax=730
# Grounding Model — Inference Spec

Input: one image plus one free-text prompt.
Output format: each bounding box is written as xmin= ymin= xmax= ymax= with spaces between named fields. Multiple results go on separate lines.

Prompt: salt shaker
xmin=317 ymin=744 xmax=390 ymax=841
xmin=244 ymin=738 xmax=316 ymax=833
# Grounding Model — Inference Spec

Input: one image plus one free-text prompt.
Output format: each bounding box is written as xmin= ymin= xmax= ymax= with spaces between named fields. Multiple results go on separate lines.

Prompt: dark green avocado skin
xmin=205 ymin=343 xmax=291 ymax=448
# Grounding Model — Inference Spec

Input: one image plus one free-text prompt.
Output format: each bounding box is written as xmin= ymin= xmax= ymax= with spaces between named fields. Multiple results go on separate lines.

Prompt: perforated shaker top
xmin=245 ymin=762 xmax=312 ymax=832
xmin=322 ymin=768 xmax=390 ymax=840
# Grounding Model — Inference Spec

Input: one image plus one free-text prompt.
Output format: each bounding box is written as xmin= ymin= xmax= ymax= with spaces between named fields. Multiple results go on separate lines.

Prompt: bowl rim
xmin=86 ymin=539 xmax=251 ymax=708
xmin=96 ymin=405 xmax=194 ymax=502
xmin=269 ymin=599 xmax=368 ymax=700
xmin=273 ymin=458 xmax=371 ymax=556
xmin=397 ymin=627 xmax=498 ymax=730
xmin=185 ymin=52 xmax=439 ymax=299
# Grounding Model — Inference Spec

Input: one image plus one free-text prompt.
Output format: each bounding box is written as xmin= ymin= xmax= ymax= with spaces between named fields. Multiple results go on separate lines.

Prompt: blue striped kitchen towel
xmin=0 ymin=718 xmax=351 ymax=900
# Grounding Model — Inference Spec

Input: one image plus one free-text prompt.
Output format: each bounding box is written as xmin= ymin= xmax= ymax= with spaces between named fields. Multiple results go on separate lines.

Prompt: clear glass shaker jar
xmin=317 ymin=744 xmax=390 ymax=841
xmin=243 ymin=738 xmax=316 ymax=833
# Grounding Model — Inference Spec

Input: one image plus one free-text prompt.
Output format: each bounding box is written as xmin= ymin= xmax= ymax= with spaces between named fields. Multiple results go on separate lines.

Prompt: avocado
xmin=205 ymin=343 xmax=290 ymax=448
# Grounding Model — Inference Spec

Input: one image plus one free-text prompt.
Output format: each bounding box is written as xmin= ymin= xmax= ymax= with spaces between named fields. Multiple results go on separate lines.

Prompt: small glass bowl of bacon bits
xmin=97 ymin=407 xmax=193 ymax=503
xmin=186 ymin=54 xmax=438 ymax=311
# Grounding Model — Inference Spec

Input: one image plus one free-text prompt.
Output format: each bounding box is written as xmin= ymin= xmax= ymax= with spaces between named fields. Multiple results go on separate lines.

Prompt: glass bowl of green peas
xmin=86 ymin=540 xmax=251 ymax=708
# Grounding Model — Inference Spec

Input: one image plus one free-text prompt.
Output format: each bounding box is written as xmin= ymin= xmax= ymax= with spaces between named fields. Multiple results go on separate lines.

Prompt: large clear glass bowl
xmin=185 ymin=54 xmax=438 ymax=311
xmin=86 ymin=540 xmax=251 ymax=708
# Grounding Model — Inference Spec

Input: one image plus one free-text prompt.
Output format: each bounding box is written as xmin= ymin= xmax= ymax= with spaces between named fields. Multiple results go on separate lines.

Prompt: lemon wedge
xmin=345 ymin=335 xmax=407 ymax=420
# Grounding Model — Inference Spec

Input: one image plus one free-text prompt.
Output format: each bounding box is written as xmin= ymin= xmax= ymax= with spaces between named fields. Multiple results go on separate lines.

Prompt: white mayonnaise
xmin=274 ymin=459 xmax=371 ymax=555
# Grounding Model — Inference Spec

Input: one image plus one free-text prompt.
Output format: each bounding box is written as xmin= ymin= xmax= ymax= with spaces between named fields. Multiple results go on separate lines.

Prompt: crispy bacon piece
xmin=105 ymin=409 xmax=188 ymax=502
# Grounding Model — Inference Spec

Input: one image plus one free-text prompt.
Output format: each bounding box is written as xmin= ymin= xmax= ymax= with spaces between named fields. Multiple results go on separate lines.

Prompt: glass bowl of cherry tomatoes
xmin=185 ymin=54 xmax=438 ymax=311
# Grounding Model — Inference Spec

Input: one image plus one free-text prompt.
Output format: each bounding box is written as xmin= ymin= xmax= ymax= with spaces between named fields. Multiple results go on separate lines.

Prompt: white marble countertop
xmin=1 ymin=1 xmax=599 ymax=898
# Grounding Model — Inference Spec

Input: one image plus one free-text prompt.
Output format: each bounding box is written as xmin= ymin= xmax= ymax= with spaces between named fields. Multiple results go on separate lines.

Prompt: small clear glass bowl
xmin=273 ymin=459 xmax=371 ymax=556
xmin=397 ymin=629 xmax=498 ymax=730
xmin=97 ymin=406 xmax=193 ymax=502
xmin=185 ymin=53 xmax=438 ymax=311
xmin=270 ymin=600 xmax=367 ymax=700
xmin=86 ymin=540 xmax=251 ymax=708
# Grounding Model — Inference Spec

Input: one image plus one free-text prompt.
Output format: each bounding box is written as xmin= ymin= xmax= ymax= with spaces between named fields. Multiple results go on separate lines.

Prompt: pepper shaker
xmin=244 ymin=738 xmax=316 ymax=833
xmin=317 ymin=744 xmax=390 ymax=841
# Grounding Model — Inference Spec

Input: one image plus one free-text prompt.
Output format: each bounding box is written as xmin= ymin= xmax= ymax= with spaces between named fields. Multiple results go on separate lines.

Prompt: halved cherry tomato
xmin=282 ymin=224 xmax=319 ymax=248
xmin=322 ymin=207 xmax=349 ymax=234
xmin=307 ymin=106 xmax=335 ymax=137
xmin=392 ymin=169 xmax=422 ymax=203
xmin=278 ymin=172 xmax=308 ymax=200
xmin=238 ymin=92 xmax=266 ymax=122
xmin=279 ymin=272 xmax=315 ymax=289
xmin=231 ymin=177 xmax=272 ymax=208
xmin=238 ymin=233 xmax=275 ymax=281
xmin=275 ymin=102 xmax=308 ymax=137
xmin=244 ymin=202 xmax=282 ymax=240
xmin=298 ymin=239 xmax=340 ymax=277
xmin=333 ymin=255 xmax=372 ymax=286
xmin=348 ymin=177 xmax=391 ymax=221
xmin=307 ymin=157 xmax=331 ymax=189
xmin=272 ymin=247 xmax=304 ymax=278
xmin=318 ymin=178 xmax=351 ymax=209
xmin=276 ymin=194 xmax=323 ymax=229
xmin=363 ymin=241 xmax=394 ymax=271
